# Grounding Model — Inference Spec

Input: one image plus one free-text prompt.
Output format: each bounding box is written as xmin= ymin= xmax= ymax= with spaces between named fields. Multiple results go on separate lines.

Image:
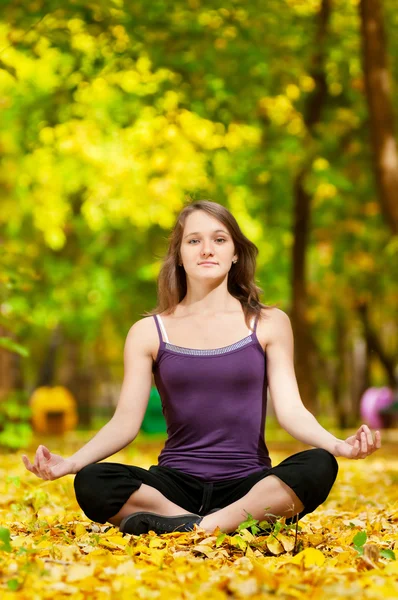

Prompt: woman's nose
xmin=201 ymin=241 xmax=214 ymax=255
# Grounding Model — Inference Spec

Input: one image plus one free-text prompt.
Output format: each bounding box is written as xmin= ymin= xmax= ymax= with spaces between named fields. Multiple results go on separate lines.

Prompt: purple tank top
xmin=152 ymin=313 xmax=272 ymax=481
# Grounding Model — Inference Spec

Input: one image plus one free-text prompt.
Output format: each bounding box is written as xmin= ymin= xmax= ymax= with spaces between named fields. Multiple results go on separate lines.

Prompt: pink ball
xmin=360 ymin=387 xmax=394 ymax=428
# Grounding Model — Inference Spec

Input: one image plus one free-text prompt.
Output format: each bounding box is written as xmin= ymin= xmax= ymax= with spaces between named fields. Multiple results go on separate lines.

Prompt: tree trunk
xmin=0 ymin=327 xmax=25 ymax=401
xmin=330 ymin=311 xmax=350 ymax=428
xmin=59 ymin=339 xmax=94 ymax=428
xmin=36 ymin=325 xmax=63 ymax=388
xmin=343 ymin=334 xmax=358 ymax=428
xmin=359 ymin=0 xmax=398 ymax=234
xmin=351 ymin=336 xmax=369 ymax=419
xmin=357 ymin=301 xmax=397 ymax=389
xmin=291 ymin=0 xmax=330 ymax=413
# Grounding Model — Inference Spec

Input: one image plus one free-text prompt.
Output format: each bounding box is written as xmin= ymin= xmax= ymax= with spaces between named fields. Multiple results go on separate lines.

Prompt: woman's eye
xmin=188 ymin=238 xmax=226 ymax=244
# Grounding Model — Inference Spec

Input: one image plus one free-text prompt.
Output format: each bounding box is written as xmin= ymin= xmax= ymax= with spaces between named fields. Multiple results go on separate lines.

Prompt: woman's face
xmin=179 ymin=211 xmax=237 ymax=280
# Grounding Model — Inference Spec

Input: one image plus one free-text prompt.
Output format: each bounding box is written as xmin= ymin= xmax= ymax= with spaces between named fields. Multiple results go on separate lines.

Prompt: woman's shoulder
xmin=126 ymin=316 xmax=158 ymax=345
xmin=258 ymin=307 xmax=292 ymax=347
xmin=125 ymin=316 xmax=160 ymax=361
xmin=259 ymin=306 xmax=290 ymax=322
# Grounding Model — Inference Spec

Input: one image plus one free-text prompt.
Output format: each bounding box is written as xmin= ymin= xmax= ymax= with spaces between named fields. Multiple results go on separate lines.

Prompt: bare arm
xmin=265 ymin=309 xmax=343 ymax=453
xmin=265 ymin=308 xmax=382 ymax=459
xmin=67 ymin=318 xmax=154 ymax=471
xmin=69 ymin=319 xmax=152 ymax=471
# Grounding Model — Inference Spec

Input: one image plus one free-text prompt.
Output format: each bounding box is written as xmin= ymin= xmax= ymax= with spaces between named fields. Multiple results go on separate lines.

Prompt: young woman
xmin=22 ymin=200 xmax=382 ymax=535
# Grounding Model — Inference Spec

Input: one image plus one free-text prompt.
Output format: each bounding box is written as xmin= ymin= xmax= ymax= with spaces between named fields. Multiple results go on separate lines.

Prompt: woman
xmin=22 ymin=200 xmax=382 ymax=535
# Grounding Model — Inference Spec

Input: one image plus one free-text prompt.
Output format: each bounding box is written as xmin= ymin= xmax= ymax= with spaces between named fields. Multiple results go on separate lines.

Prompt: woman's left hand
xmin=333 ymin=424 xmax=382 ymax=459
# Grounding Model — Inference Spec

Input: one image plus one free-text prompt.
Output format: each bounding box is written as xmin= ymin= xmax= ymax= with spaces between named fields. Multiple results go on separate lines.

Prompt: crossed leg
xmin=107 ymin=483 xmax=193 ymax=526
xmin=108 ymin=474 xmax=304 ymax=533
xmin=199 ymin=475 xmax=304 ymax=533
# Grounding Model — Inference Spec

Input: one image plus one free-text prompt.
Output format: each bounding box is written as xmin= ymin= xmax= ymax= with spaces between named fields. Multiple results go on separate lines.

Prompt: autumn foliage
xmin=1 ymin=441 xmax=397 ymax=598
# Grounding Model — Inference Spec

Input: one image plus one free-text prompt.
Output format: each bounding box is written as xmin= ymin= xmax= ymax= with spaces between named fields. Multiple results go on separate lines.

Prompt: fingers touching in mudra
xmin=334 ymin=424 xmax=381 ymax=459
xmin=22 ymin=445 xmax=77 ymax=480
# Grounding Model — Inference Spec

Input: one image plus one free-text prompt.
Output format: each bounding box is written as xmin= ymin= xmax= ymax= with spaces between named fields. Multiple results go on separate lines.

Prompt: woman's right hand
xmin=22 ymin=445 xmax=79 ymax=480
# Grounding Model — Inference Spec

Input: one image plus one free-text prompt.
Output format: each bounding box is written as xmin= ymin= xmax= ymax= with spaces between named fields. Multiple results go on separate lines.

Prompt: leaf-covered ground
xmin=1 ymin=437 xmax=397 ymax=599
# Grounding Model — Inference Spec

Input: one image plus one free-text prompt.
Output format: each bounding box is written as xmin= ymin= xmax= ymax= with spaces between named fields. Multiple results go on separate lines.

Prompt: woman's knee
xmin=73 ymin=462 xmax=153 ymax=523
xmin=311 ymin=448 xmax=339 ymax=479
xmin=73 ymin=463 xmax=103 ymax=505
xmin=307 ymin=449 xmax=339 ymax=505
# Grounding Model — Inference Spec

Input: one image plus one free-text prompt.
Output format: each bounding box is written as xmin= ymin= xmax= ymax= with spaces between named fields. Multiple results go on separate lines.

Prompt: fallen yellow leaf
xmin=66 ymin=563 xmax=96 ymax=582
xmin=193 ymin=544 xmax=215 ymax=558
xmin=266 ymin=535 xmax=284 ymax=555
xmin=278 ymin=533 xmax=295 ymax=552
xmin=384 ymin=561 xmax=398 ymax=575
xmin=288 ymin=548 xmax=325 ymax=567
xmin=75 ymin=523 xmax=87 ymax=537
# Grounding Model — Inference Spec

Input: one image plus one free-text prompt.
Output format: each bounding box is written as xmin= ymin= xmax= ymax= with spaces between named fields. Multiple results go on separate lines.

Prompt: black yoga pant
xmin=74 ymin=448 xmax=338 ymax=525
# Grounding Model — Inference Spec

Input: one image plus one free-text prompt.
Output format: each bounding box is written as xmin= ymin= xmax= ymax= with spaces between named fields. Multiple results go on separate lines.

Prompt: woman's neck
xmin=176 ymin=298 xmax=242 ymax=317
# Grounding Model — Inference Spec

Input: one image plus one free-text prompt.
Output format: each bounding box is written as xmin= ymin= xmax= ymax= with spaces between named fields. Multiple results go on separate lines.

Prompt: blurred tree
xmin=0 ymin=0 xmax=396 ymax=431
xmin=290 ymin=0 xmax=331 ymax=413
xmin=359 ymin=0 xmax=398 ymax=234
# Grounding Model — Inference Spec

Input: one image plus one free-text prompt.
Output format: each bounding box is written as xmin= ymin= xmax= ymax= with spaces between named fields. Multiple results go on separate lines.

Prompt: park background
xmin=0 ymin=1 xmax=398 ymax=598
xmin=0 ymin=0 xmax=396 ymax=446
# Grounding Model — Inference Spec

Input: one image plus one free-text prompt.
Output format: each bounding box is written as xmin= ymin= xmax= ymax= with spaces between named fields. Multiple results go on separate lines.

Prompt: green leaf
xmin=0 ymin=337 xmax=29 ymax=357
xmin=250 ymin=525 xmax=261 ymax=535
xmin=258 ymin=520 xmax=272 ymax=532
xmin=285 ymin=522 xmax=302 ymax=532
xmin=7 ymin=579 xmax=21 ymax=591
xmin=353 ymin=544 xmax=364 ymax=555
xmin=6 ymin=476 xmax=21 ymax=487
xmin=273 ymin=521 xmax=282 ymax=535
xmin=380 ymin=549 xmax=396 ymax=560
xmin=352 ymin=530 xmax=367 ymax=547
xmin=0 ymin=527 xmax=12 ymax=552
xmin=230 ymin=535 xmax=247 ymax=551
xmin=237 ymin=513 xmax=259 ymax=531
xmin=216 ymin=532 xmax=227 ymax=547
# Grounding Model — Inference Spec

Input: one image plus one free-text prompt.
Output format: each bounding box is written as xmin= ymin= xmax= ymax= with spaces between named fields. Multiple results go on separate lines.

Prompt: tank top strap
xmin=153 ymin=314 xmax=169 ymax=343
xmin=250 ymin=314 xmax=259 ymax=334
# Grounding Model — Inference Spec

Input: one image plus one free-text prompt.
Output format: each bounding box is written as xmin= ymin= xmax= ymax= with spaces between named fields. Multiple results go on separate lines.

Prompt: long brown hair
xmin=143 ymin=199 xmax=275 ymax=328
